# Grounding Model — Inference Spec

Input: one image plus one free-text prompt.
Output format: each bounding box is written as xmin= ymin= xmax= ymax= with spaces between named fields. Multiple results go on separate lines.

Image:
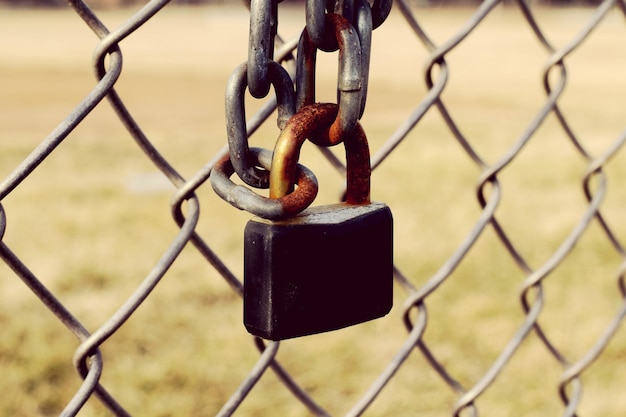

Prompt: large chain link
xmin=247 ymin=0 xmax=281 ymax=98
xmin=225 ymin=61 xmax=295 ymax=189
xmin=296 ymin=13 xmax=362 ymax=143
xmin=213 ymin=0 xmax=392 ymax=217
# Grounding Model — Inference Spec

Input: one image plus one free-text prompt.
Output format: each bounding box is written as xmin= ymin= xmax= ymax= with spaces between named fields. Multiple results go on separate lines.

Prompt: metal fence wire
xmin=1 ymin=0 xmax=626 ymax=415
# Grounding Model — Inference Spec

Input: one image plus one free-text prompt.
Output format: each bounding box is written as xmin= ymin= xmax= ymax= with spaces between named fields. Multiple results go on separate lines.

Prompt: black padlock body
xmin=244 ymin=202 xmax=393 ymax=340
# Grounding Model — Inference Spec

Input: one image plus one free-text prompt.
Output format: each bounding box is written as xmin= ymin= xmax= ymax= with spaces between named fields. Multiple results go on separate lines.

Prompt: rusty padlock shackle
xmin=210 ymin=147 xmax=318 ymax=220
xmin=296 ymin=14 xmax=362 ymax=144
xmin=270 ymin=103 xmax=371 ymax=206
xmin=225 ymin=60 xmax=296 ymax=189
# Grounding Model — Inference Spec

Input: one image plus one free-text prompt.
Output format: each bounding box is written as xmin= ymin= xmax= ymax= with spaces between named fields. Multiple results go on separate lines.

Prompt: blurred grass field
xmin=1 ymin=3 xmax=626 ymax=416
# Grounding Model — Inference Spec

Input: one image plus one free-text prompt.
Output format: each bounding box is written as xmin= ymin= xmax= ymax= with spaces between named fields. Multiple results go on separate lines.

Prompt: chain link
xmin=223 ymin=0 xmax=389 ymax=201
xmin=210 ymin=147 xmax=319 ymax=220
xmin=247 ymin=0 xmax=279 ymax=98
xmin=296 ymin=13 xmax=363 ymax=144
xmin=269 ymin=102 xmax=371 ymax=204
xmin=225 ymin=60 xmax=295 ymax=189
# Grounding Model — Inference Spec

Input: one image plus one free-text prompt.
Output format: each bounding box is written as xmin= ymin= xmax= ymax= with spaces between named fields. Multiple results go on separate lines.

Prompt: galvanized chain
xmin=1 ymin=0 xmax=626 ymax=416
xmin=247 ymin=0 xmax=279 ymax=98
xmin=222 ymin=0 xmax=295 ymax=189
xmin=224 ymin=60 xmax=296 ymax=189
xmin=299 ymin=0 xmax=393 ymax=137
xmin=217 ymin=0 xmax=392 ymax=219
xmin=304 ymin=0 xmax=390 ymax=115
xmin=295 ymin=13 xmax=363 ymax=143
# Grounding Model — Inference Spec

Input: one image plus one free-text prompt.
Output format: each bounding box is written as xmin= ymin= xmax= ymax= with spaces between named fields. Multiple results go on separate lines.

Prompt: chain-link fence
xmin=1 ymin=0 xmax=626 ymax=416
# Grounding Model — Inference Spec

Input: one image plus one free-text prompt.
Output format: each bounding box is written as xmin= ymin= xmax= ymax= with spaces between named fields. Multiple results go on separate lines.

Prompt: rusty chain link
xmin=222 ymin=0 xmax=388 ymax=197
xmin=1 ymin=0 xmax=626 ymax=416
xmin=295 ymin=13 xmax=363 ymax=145
xmin=268 ymin=102 xmax=371 ymax=204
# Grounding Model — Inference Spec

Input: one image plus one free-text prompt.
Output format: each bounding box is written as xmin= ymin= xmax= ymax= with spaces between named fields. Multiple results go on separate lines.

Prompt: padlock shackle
xmin=270 ymin=103 xmax=371 ymax=206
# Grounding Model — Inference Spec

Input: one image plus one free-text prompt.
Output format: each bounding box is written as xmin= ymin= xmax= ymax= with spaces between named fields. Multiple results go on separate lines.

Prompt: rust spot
xmin=278 ymin=167 xmax=319 ymax=218
xmin=270 ymin=103 xmax=371 ymax=211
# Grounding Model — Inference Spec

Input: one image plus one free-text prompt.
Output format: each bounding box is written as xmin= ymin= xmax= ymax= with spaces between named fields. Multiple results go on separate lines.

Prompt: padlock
xmin=244 ymin=103 xmax=393 ymax=340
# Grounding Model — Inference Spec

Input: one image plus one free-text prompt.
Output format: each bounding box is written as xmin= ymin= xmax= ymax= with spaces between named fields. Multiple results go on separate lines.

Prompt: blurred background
xmin=0 ymin=0 xmax=612 ymax=8
xmin=1 ymin=1 xmax=625 ymax=416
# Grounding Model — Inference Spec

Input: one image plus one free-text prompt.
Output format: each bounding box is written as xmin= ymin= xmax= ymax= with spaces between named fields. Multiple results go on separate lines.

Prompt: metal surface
xmin=225 ymin=60 xmax=296 ymax=188
xmin=295 ymin=13 xmax=362 ymax=142
xmin=270 ymin=103 xmax=371 ymax=206
xmin=247 ymin=0 xmax=278 ymax=98
xmin=243 ymin=202 xmax=393 ymax=340
xmin=1 ymin=0 xmax=625 ymax=416
xmin=210 ymin=147 xmax=319 ymax=220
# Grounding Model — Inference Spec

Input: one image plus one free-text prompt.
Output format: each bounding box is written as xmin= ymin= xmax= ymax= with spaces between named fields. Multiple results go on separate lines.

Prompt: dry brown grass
xmin=1 ymin=3 xmax=626 ymax=416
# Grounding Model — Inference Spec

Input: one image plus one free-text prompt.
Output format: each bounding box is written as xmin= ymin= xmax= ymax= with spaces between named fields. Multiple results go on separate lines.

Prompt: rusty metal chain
xmin=0 ymin=0 xmax=625 ymax=416
xmin=220 ymin=0 xmax=390 ymax=201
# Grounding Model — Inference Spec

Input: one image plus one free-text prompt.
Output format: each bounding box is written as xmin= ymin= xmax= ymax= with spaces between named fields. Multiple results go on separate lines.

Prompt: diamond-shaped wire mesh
xmin=0 ymin=0 xmax=625 ymax=416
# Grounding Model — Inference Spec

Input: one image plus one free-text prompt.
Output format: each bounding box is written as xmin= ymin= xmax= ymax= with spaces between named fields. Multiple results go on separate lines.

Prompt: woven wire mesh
xmin=1 ymin=0 xmax=626 ymax=416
